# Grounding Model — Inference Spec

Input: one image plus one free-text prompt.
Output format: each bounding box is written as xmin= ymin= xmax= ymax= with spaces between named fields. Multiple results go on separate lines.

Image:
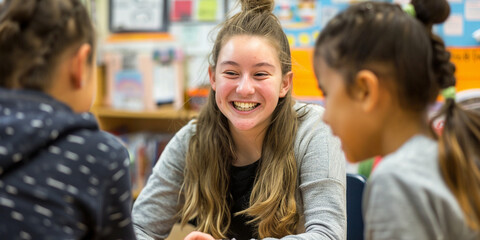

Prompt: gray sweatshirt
xmin=132 ymin=102 xmax=347 ymax=239
xmin=363 ymin=135 xmax=479 ymax=240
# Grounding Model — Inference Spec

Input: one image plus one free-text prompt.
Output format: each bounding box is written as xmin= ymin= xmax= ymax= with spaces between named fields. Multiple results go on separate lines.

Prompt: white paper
xmin=443 ymin=14 xmax=464 ymax=36
xmin=111 ymin=0 xmax=164 ymax=31
xmin=321 ymin=6 xmax=339 ymax=28
xmin=153 ymin=64 xmax=177 ymax=104
xmin=393 ymin=0 xmax=410 ymax=4
xmin=187 ymin=56 xmax=210 ymax=89
xmin=465 ymin=0 xmax=480 ymax=21
xmin=169 ymin=24 xmax=217 ymax=55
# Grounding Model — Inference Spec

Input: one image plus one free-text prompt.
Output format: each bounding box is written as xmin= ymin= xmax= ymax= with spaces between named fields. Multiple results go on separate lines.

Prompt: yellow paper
xmin=197 ymin=0 xmax=218 ymax=21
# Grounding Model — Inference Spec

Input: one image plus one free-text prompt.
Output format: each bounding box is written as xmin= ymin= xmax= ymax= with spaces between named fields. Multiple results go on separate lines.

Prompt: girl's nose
xmin=236 ymin=75 xmax=255 ymax=96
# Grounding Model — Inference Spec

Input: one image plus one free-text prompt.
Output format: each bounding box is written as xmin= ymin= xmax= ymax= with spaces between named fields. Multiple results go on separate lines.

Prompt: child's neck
xmin=230 ymin=127 xmax=266 ymax=167
xmin=379 ymin=110 xmax=429 ymax=157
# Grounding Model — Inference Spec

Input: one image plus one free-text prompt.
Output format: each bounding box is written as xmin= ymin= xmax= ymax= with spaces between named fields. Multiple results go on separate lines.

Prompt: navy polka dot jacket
xmin=0 ymin=88 xmax=136 ymax=240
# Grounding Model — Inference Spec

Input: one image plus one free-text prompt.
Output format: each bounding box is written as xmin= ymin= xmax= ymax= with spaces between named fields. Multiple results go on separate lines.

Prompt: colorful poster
xmin=275 ymin=0 xmax=389 ymax=48
xmin=113 ymin=70 xmax=144 ymax=110
xmin=275 ymin=0 xmax=324 ymax=48
xmin=437 ymin=0 xmax=480 ymax=46
xmin=275 ymin=0 xmax=480 ymax=47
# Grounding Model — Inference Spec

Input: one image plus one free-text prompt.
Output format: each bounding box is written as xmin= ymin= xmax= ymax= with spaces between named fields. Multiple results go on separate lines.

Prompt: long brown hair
xmin=180 ymin=0 xmax=300 ymax=238
xmin=0 ymin=0 xmax=95 ymax=90
xmin=314 ymin=0 xmax=480 ymax=231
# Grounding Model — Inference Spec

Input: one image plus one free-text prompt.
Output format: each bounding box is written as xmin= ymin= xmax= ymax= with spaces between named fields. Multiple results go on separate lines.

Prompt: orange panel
xmin=448 ymin=47 xmax=480 ymax=92
xmin=291 ymin=47 xmax=480 ymax=100
xmin=107 ymin=33 xmax=173 ymax=43
xmin=291 ymin=48 xmax=323 ymax=99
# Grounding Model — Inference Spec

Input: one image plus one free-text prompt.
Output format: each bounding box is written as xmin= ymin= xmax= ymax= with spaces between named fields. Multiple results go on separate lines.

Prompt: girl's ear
xmin=353 ymin=70 xmax=380 ymax=113
xmin=208 ymin=66 xmax=216 ymax=91
xmin=69 ymin=43 xmax=92 ymax=89
xmin=280 ymin=71 xmax=293 ymax=97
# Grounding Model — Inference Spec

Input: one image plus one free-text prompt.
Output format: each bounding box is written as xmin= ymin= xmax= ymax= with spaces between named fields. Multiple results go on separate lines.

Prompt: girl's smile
xmin=209 ymin=35 xmax=291 ymax=133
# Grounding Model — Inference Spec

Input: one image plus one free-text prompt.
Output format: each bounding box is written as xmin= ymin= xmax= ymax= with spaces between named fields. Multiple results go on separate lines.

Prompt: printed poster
xmin=113 ymin=70 xmax=144 ymax=110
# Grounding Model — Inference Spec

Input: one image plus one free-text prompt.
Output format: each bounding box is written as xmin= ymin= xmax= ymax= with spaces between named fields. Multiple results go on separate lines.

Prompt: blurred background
xmin=75 ymin=0 xmax=479 ymax=208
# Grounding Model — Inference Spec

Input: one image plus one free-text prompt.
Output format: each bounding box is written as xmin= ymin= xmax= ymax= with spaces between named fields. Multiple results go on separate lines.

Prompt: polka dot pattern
xmin=0 ymin=88 xmax=135 ymax=239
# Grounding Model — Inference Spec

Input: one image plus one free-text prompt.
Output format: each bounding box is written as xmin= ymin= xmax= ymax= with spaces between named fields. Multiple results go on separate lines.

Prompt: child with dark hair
xmin=314 ymin=0 xmax=479 ymax=239
xmin=0 ymin=0 xmax=135 ymax=239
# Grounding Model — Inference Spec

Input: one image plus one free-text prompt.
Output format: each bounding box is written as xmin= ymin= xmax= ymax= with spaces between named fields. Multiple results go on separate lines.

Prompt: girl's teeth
xmin=233 ymin=102 xmax=258 ymax=111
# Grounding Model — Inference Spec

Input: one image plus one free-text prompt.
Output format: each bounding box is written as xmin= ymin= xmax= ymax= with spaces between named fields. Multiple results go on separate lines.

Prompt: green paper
xmin=197 ymin=0 xmax=218 ymax=21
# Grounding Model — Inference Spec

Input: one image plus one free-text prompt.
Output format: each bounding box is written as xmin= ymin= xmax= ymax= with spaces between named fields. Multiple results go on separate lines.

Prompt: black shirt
xmin=228 ymin=160 xmax=260 ymax=240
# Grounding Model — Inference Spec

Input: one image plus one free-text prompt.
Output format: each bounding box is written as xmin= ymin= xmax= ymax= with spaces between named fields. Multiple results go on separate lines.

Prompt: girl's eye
xmin=254 ymin=72 xmax=269 ymax=77
xmin=224 ymin=71 xmax=238 ymax=76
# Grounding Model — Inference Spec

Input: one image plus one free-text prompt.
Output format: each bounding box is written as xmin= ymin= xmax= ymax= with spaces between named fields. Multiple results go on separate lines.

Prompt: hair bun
xmin=0 ymin=20 xmax=20 ymax=41
xmin=412 ymin=0 xmax=450 ymax=25
xmin=240 ymin=0 xmax=274 ymax=13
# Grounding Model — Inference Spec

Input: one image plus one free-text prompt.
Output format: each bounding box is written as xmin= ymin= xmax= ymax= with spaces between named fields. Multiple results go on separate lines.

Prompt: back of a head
xmin=314 ymin=0 xmax=454 ymax=113
xmin=210 ymin=0 xmax=291 ymax=75
xmin=315 ymin=0 xmax=480 ymax=231
xmin=0 ymin=0 xmax=95 ymax=90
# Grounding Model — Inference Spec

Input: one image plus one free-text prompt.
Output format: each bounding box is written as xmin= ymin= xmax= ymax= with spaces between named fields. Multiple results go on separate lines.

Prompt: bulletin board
xmin=276 ymin=0 xmax=480 ymax=48
xmin=391 ymin=0 xmax=480 ymax=47
xmin=284 ymin=0 xmax=480 ymax=100
xmin=109 ymin=0 xmax=169 ymax=32
xmin=436 ymin=0 xmax=480 ymax=47
xmin=275 ymin=0 xmax=389 ymax=48
xmin=169 ymin=0 xmax=228 ymax=23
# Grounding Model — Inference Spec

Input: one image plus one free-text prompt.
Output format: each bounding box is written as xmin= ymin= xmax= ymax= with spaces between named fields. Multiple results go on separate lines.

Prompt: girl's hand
xmin=184 ymin=231 xmax=216 ymax=240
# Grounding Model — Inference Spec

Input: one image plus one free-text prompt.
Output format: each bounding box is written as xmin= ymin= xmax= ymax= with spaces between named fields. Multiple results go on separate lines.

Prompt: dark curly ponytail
xmin=416 ymin=0 xmax=480 ymax=230
xmin=314 ymin=0 xmax=480 ymax=231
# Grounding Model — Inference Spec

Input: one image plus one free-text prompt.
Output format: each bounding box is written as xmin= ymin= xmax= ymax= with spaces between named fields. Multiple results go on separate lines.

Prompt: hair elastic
xmin=402 ymin=3 xmax=416 ymax=17
xmin=441 ymin=86 xmax=456 ymax=100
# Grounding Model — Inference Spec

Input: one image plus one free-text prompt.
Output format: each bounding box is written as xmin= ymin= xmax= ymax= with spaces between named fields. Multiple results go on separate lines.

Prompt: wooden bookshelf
xmin=91 ymin=64 xmax=198 ymax=133
xmin=91 ymin=105 xmax=197 ymax=133
xmin=90 ymin=49 xmax=199 ymax=215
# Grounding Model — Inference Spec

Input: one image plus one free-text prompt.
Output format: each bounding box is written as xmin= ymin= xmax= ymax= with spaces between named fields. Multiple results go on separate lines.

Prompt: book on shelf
xmin=115 ymin=132 xmax=174 ymax=197
xmin=102 ymin=36 xmax=185 ymax=111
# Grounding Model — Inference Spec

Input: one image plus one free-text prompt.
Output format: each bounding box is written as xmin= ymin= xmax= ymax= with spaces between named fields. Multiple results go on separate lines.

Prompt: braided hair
xmin=314 ymin=0 xmax=480 ymax=231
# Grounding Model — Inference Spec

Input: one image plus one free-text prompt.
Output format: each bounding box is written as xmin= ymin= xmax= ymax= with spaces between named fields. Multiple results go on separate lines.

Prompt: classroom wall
xmin=93 ymin=0 xmax=480 ymax=103
xmin=282 ymin=0 xmax=480 ymax=100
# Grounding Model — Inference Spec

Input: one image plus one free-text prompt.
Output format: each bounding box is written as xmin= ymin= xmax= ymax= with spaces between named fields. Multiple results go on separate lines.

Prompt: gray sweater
xmin=132 ymin=102 xmax=347 ymax=240
xmin=363 ymin=135 xmax=479 ymax=240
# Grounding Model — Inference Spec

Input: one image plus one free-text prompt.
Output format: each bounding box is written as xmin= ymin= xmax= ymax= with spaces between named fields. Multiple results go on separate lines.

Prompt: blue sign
xmin=276 ymin=0 xmax=480 ymax=48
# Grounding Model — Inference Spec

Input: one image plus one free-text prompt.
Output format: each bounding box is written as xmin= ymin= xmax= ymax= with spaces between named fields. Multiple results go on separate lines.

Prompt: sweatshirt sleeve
xmin=264 ymin=104 xmax=347 ymax=240
xmin=132 ymin=122 xmax=194 ymax=240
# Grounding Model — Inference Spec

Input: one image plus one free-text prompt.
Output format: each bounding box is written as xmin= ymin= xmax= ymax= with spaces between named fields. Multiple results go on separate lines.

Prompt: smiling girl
xmin=132 ymin=0 xmax=346 ymax=239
